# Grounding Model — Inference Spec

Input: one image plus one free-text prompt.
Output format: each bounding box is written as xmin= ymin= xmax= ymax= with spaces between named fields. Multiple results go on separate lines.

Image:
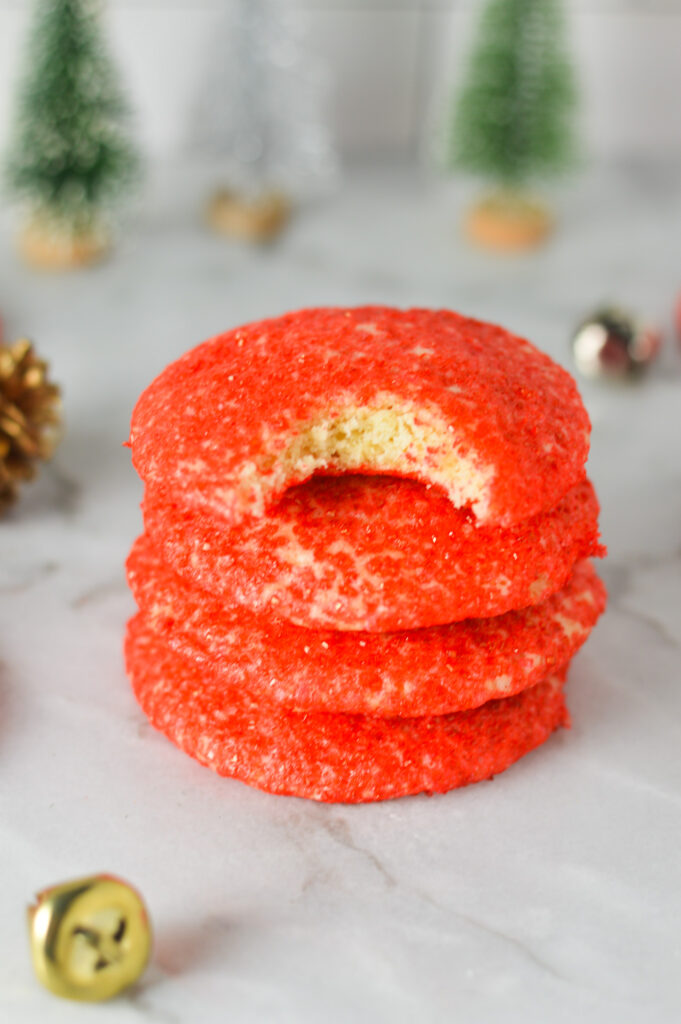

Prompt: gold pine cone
xmin=0 ymin=338 xmax=61 ymax=511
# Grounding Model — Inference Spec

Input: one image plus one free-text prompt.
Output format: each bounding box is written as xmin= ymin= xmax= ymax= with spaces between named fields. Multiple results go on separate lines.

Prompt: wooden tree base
xmin=19 ymin=220 xmax=109 ymax=270
xmin=206 ymin=189 xmax=291 ymax=243
xmin=465 ymin=194 xmax=553 ymax=251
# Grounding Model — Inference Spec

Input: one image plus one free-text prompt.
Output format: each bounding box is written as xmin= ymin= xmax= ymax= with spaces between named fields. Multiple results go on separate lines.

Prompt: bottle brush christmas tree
xmin=5 ymin=0 xmax=139 ymax=269
xmin=194 ymin=0 xmax=339 ymax=243
xmin=445 ymin=0 xmax=576 ymax=250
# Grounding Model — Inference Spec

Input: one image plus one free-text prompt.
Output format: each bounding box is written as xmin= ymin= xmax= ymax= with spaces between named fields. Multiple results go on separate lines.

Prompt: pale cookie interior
xmin=265 ymin=403 xmax=495 ymax=520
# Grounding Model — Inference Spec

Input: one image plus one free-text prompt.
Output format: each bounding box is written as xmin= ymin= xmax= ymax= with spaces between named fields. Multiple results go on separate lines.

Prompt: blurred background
xmin=1 ymin=0 xmax=680 ymax=167
xmin=0 ymin=0 xmax=680 ymax=520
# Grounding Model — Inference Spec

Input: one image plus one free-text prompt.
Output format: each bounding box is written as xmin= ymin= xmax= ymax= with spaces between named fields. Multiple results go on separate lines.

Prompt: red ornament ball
xmin=571 ymin=307 xmax=661 ymax=380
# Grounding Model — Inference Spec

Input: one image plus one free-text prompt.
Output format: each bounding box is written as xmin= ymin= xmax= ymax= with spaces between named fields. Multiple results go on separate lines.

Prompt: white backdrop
xmin=0 ymin=0 xmax=679 ymax=163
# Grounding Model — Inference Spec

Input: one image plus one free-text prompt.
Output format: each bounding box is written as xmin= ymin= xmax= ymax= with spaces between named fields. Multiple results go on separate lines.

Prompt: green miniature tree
xmin=445 ymin=0 xmax=577 ymax=248
xmin=5 ymin=0 xmax=139 ymax=267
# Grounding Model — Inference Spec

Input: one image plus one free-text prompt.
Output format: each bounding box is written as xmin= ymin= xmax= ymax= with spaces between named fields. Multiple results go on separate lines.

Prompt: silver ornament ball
xmin=571 ymin=307 xmax=661 ymax=380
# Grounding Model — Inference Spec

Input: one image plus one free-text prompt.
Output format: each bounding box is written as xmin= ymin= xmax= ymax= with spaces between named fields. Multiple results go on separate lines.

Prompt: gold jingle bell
xmin=27 ymin=874 xmax=152 ymax=1001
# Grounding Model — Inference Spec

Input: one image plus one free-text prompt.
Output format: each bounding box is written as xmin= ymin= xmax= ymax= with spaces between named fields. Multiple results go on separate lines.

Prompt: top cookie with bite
xmin=129 ymin=306 xmax=590 ymax=527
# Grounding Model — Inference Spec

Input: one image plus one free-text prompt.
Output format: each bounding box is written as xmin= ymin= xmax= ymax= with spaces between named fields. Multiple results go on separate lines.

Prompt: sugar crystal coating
xmin=144 ymin=475 xmax=603 ymax=631
xmin=125 ymin=304 xmax=605 ymax=803
xmin=127 ymin=534 xmax=606 ymax=717
xmin=125 ymin=614 xmax=571 ymax=803
xmin=129 ymin=306 xmax=590 ymax=528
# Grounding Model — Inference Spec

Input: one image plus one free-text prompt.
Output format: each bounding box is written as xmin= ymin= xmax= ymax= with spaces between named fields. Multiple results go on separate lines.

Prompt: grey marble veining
xmin=1 ymin=162 xmax=680 ymax=1023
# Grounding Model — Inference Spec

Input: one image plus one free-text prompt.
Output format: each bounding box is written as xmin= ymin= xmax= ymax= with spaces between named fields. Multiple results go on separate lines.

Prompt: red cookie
xmin=127 ymin=535 xmax=605 ymax=716
xmin=129 ymin=306 xmax=590 ymax=528
xmin=144 ymin=476 xmax=603 ymax=631
xmin=125 ymin=614 xmax=570 ymax=803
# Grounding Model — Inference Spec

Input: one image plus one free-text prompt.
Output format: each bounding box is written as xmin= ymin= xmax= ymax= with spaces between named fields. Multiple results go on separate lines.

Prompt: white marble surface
xmin=1 ymin=163 xmax=681 ymax=1023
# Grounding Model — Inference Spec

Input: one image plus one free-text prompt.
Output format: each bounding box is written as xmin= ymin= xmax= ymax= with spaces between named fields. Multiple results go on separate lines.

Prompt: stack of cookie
xmin=125 ymin=307 xmax=606 ymax=803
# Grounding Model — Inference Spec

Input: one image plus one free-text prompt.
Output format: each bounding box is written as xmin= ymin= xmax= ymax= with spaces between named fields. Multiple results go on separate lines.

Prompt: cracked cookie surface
xmin=127 ymin=535 xmax=605 ymax=717
xmin=129 ymin=306 xmax=590 ymax=528
xmin=144 ymin=475 xmax=603 ymax=631
xmin=125 ymin=614 xmax=570 ymax=803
